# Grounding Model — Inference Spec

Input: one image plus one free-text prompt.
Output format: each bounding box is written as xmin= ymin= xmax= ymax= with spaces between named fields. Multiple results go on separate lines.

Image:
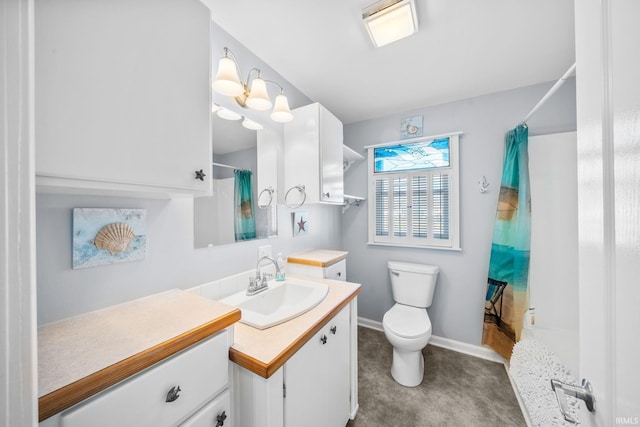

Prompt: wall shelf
xmin=342 ymin=194 xmax=365 ymax=213
xmin=343 ymin=145 xmax=364 ymax=172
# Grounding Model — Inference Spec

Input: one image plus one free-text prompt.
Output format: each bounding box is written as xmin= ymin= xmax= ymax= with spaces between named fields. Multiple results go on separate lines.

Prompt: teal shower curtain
xmin=234 ymin=169 xmax=256 ymax=241
xmin=482 ymin=125 xmax=531 ymax=360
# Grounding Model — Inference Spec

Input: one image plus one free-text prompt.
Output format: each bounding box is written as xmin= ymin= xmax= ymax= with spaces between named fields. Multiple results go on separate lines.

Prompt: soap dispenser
xmin=275 ymin=253 xmax=286 ymax=281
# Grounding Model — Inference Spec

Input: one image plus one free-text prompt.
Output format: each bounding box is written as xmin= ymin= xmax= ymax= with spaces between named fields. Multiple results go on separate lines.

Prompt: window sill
xmin=367 ymin=241 xmax=462 ymax=251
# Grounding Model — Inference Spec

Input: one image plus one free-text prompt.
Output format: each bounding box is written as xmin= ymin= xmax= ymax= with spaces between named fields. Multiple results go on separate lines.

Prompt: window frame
xmin=367 ymin=132 xmax=461 ymax=250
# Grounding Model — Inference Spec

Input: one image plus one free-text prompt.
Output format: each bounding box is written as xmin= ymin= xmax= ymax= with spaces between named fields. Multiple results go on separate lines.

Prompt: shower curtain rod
xmin=520 ymin=62 xmax=576 ymax=126
xmin=212 ymin=161 xmax=241 ymax=170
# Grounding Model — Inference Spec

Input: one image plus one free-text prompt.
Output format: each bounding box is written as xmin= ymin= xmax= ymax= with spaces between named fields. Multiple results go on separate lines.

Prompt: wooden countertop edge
xmin=229 ymin=286 xmax=361 ymax=379
xmin=38 ymin=308 xmax=241 ymax=422
xmin=286 ymin=253 xmax=348 ymax=267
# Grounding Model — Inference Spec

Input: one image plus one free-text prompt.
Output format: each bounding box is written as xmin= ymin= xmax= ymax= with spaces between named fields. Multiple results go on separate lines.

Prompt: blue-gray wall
xmin=342 ymin=79 xmax=576 ymax=346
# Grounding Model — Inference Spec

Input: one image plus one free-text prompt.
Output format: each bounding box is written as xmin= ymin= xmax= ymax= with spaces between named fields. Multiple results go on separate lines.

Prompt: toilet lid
xmin=383 ymin=304 xmax=431 ymax=339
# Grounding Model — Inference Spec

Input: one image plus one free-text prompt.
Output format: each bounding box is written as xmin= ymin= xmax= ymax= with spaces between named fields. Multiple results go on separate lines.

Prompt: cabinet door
xmin=326 ymin=307 xmax=351 ymax=427
xmin=324 ymin=259 xmax=347 ymax=281
xmin=180 ymin=390 xmax=231 ymax=427
xmin=256 ymin=128 xmax=283 ymax=207
xmin=284 ymin=102 xmax=344 ymax=206
xmin=284 ymin=328 xmax=327 ymax=427
xmin=35 ymin=0 xmax=211 ymax=195
xmin=284 ymin=103 xmax=320 ymax=205
xmin=283 ymin=305 xmax=352 ymax=427
xmin=319 ymin=106 xmax=344 ymax=204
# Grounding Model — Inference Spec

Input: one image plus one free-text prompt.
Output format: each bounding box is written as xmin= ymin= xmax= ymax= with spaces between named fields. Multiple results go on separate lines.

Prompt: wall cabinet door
xmin=35 ymin=0 xmax=212 ymax=197
xmin=284 ymin=103 xmax=343 ymax=206
xmin=256 ymin=128 xmax=283 ymax=207
xmin=283 ymin=305 xmax=351 ymax=427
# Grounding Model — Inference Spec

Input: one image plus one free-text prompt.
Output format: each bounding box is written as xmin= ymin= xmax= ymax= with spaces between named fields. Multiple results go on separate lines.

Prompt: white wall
xmin=342 ymin=79 xmax=577 ymax=346
xmin=527 ymin=131 xmax=579 ymax=375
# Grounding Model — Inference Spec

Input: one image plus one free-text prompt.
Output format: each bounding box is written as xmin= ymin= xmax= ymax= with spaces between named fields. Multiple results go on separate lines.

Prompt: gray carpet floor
xmin=347 ymin=326 xmax=526 ymax=427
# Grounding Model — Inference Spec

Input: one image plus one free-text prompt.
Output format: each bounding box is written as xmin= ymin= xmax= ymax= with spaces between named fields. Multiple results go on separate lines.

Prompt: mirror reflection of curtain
xmin=234 ymin=169 xmax=256 ymax=241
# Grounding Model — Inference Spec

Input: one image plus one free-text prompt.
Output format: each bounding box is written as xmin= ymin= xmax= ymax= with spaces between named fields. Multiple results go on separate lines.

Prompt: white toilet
xmin=383 ymin=261 xmax=439 ymax=387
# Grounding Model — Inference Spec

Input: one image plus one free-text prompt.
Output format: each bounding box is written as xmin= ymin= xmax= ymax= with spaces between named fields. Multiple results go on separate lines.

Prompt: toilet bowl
xmin=382 ymin=261 xmax=439 ymax=387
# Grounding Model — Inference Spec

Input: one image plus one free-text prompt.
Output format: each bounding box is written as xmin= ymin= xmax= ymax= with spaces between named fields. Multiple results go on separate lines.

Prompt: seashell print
xmin=406 ymin=124 xmax=419 ymax=134
xmin=94 ymin=222 xmax=136 ymax=255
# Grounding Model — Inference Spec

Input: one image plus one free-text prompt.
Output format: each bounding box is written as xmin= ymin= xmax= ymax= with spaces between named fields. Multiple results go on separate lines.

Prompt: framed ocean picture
xmin=72 ymin=208 xmax=146 ymax=269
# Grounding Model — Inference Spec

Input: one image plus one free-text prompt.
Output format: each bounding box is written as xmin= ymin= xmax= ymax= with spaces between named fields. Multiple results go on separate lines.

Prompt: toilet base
xmin=390 ymin=347 xmax=425 ymax=387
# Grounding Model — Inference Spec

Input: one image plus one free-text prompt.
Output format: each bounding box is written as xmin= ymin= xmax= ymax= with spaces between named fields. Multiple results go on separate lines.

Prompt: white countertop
xmin=38 ymin=289 xmax=240 ymax=420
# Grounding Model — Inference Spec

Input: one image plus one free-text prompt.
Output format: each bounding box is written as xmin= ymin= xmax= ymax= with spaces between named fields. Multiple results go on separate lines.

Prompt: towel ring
xmin=257 ymin=187 xmax=275 ymax=209
xmin=285 ymin=184 xmax=306 ymax=209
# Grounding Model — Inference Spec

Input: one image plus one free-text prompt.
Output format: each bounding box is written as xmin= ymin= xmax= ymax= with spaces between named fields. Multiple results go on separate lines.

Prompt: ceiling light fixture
xmin=212 ymin=47 xmax=293 ymax=123
xmin=362 ymin=0 xmax=418 ymax=48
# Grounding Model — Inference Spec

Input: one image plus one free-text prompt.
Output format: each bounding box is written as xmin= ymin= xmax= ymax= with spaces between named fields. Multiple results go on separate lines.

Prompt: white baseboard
xmin=357 ymin=316 xmax=505 ymax=364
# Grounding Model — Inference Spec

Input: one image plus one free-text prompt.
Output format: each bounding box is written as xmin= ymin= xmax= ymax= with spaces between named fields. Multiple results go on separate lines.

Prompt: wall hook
xmin=479 ymin=176 xmax=490 ymax=193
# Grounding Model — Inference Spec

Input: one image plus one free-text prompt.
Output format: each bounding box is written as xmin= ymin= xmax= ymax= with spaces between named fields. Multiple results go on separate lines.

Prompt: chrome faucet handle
xmin=550 ymin=378 xmax=596 ymax=424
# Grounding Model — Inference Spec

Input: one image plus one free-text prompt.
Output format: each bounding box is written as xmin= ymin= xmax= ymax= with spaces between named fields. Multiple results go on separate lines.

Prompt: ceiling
xmin=207 ymin=0 xmax=575 ymax=125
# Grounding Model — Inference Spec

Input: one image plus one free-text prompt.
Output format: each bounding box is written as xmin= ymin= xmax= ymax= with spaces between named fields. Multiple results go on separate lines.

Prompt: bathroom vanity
xmin=37 ymin=275 xmax=359 ymax=427
xmin=229 ymin=277 xmax=360 ymax=427
xmin=287 ymin=249 xmax=349 ymax=281
xmin=37 ymin=290 xmax=240 ymax=426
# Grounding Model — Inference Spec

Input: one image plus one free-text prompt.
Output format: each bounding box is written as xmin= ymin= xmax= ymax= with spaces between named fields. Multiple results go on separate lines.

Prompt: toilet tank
xmin=388 ymin=261 xmax=439 ymax=308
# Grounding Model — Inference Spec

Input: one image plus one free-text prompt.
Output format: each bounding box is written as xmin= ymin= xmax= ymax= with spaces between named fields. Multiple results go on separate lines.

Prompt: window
xmin=367 ymin=133 xmax=460 ymax=249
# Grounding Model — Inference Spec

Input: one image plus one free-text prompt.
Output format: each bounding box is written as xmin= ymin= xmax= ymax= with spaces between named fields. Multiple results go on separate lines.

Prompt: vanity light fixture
xmin=216 ymin=107 xmax=242 ymax=121
xmin=212 ymin=47 xmax=294 ymax=123
xmin=242 ymin=118 xmax=264 ymax=130
xmin=362 ymin=0 xmax=418 ymax=48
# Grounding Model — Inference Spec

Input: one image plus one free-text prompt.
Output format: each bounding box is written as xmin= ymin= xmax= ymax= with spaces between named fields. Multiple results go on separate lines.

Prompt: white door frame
xmin=576 ymin=0 xmax=640 ymax=425
xmin=1 ymin=0 xmax=38 ymax=425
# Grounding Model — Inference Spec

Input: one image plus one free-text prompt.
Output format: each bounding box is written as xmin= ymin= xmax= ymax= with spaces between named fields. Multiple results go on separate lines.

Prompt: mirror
xmin=194 ymin=114 xmax=278 ymax=248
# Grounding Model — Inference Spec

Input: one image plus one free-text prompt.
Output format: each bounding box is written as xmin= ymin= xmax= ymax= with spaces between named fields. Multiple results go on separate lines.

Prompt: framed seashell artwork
xmin=401 ymin=115 xmax=423 ymax=139
xmin=72 ymin=208 xmax=146 ymax=269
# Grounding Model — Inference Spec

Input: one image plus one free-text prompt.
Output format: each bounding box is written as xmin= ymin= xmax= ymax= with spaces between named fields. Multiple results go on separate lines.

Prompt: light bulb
xmin=271 ymin=94 xmax=293 ymax=123
xmin=246 ymin=77 xmax=272 ymax=111
xmin=212 ymin=56 xmax=244 ymax=97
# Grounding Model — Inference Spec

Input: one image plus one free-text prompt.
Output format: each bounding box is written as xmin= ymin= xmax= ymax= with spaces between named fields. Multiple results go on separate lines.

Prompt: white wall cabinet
xmin=34 ymin=0 xmax=212 ymax=197
xmin=41 ymin=332 xmax=231 ymax=427
xmin=256 ymin=128 xmax=284 ymax=207
xmin=283 ymin=103 xmax=344 ymax=206
xmin=233 ymin=300 xmax=358 ymax=427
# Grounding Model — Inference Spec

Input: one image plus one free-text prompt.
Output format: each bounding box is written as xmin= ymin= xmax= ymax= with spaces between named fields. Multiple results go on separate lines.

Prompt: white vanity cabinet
xmin=287 ymin=249 xmax=348 ymax=281
xmin=288 ymin=258 xmax=347 ymax=281
xmin=284 ymin=305 xmax=351 ymax=427
xmin=44 ymin=332 xmax=231 ymax=427
xmin=233 ymin=299 xmax=358 ymax=427
xmin=283 ymin=102 xmax=344 ymax=206
xmin=34 ymin=0 xmax=212 ymax=197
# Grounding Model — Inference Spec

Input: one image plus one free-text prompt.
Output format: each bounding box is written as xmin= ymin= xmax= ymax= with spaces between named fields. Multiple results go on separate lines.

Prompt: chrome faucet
xmin=247 ymin=256 xmax=282 ymax=296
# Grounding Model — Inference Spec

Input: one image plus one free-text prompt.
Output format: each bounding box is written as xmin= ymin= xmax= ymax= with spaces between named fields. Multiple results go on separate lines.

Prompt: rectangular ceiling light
xmin=362 ymin=0 xmax=418 ymax=48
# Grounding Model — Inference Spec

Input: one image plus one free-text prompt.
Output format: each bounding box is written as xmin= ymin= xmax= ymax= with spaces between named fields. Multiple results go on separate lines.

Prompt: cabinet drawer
xmin=324 ymin=259 xmax=346 ymax=281
xmin=180 ymin=389 xmax=230 ymax=427
xmin=61 ymin=332 xmax=228 ymax=427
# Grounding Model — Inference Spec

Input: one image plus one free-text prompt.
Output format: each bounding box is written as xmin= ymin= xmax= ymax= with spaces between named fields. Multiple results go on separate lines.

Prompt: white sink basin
xmin=219 ymin=279 xmax=329 ymax=329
